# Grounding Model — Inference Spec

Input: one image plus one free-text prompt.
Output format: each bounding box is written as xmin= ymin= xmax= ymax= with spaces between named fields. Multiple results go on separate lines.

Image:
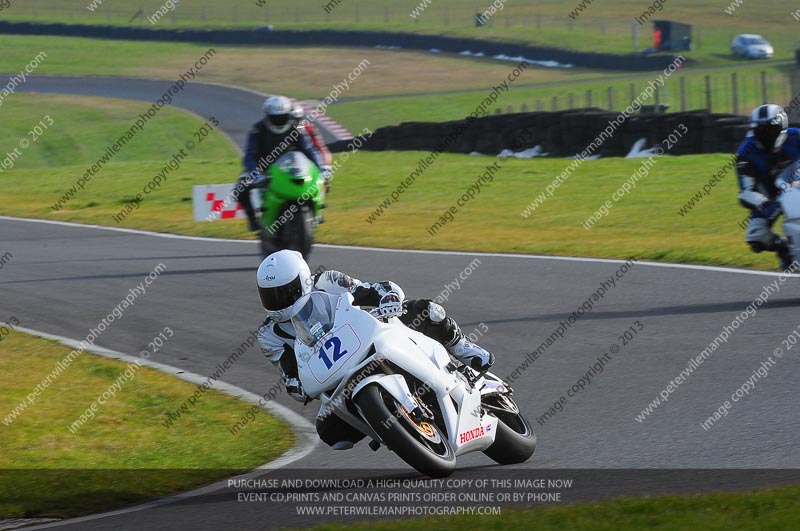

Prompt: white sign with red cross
xmin=192 ymin=184 xmax=262 ymax=222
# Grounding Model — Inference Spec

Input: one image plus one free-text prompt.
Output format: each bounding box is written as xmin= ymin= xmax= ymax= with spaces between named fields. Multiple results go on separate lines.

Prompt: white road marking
xmin=0 ymin=215 xmax=790 ymax=277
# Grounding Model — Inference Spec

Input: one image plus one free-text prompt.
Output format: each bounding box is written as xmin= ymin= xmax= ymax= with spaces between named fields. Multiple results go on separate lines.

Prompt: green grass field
xmin=5 ymin=0 xmax=799 ymax=67
xmin=0 ymin=93 xmax=779 ymax=271
xmin=0 ymin=330 xmax=293 ymax=518
xmin=288 ymin=484 xmax=800 ymax=531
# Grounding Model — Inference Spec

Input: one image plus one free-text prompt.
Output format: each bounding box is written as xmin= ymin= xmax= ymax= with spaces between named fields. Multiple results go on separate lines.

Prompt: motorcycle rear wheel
xmin=482 ymin=394 xmax=536 ymax=465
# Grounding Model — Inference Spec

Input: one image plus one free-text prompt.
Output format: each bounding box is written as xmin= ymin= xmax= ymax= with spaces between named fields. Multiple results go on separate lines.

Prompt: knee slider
xmin=748 ymin=241 xmax=767 ymax=253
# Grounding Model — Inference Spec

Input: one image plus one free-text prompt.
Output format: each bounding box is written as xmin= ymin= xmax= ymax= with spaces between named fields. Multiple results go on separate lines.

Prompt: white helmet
xmin=256 ymin=250 xmax=312 ymax=322
xmin=262 ymin=95 xmax=293 ymax=134
xmin=749 ymin=104 xmax=788 ymax=151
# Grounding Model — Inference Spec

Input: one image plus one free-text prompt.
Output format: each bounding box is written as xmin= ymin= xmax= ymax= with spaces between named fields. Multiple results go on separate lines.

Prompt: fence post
xmin=630 ymin=83 xmax=635 ymax=105
xmin=552 ymin=96 xmax=558 ymax=111
xmin=732 ymin=73 xmax=739 ymax=115
xmin=680 ymin=76 xmax=686 ymax=112
xmin=761 ymin=71 xmax=768 ymax=104
xmin=655 ymin=85 xmax=660 ymax=113
xmin=568 ymin=93 xmax=574 ymax=109
xmin=608 ymin=86 xmax=613 ymax=110
xmin=536 ymin=99 xmax=543 ymax=111
xmin=586 ymin=90 xmax=592 ymax=108
xmin=705 ymin=75 xmax=712 ymax=112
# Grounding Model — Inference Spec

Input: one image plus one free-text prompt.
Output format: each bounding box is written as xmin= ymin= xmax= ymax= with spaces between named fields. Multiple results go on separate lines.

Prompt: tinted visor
xmin=268 ymin=113 xmax=290 ymax=128
xmin=258 ymin=275 xmax=303 ymax=311
xmin=754 ymin=123 xmax=783 ymax=150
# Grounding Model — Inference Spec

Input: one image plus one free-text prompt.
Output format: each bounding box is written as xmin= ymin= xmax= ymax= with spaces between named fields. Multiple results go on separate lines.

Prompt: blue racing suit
xmin=736 ymin=128 xmax=800 ymax=265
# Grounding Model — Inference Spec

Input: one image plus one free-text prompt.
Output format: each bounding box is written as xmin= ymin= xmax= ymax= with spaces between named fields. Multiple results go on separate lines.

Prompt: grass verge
xmin=0 ymin=329 xmax=293 ymax=518
xmin=286 ymin=484 xmax=800 ymax=531
xmin=0 ymin=93 xmax=777 ymax=271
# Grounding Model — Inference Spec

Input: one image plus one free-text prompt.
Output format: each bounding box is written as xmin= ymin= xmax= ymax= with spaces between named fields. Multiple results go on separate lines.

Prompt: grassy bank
xmin=0 ymin=330 xmax=293 ymax=518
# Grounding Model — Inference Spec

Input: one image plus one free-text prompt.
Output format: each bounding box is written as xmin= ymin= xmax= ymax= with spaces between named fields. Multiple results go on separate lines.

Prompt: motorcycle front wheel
xmin=279 ymin=204 xmax=314 ymax=259
xmin=355 ymin=383 xmax=455 ymax=478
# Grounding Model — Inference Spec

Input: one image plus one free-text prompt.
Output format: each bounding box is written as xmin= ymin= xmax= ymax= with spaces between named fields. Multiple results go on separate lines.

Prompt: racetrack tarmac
xmin=2 ymin=217 xmax=800 ymax=530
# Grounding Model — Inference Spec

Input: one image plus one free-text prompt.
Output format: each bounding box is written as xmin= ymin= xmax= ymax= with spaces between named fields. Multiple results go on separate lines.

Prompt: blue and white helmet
xmin=750 ymin=104 xmax=788 ymax=151
xmin=262 ymin=95 xmax=293 ymax=134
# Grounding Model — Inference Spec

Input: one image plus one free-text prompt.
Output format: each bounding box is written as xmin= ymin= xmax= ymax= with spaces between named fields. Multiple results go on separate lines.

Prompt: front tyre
xmin=355 ymin=384 xmax=455 ymax=478
xmin=280 ymin=204 xmax=314 ymax=259
xmin=482 ymin=396 xmax=536 ymax=465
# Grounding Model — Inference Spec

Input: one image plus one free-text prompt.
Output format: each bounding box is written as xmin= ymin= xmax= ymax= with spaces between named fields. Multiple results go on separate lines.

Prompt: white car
xmin=731 ymin=34 xmax=774 ymax=59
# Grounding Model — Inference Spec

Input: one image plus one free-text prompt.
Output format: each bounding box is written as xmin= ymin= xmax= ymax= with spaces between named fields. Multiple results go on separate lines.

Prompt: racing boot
xmin=247 ymin=216 xmax=261 ymax=233
xmin=447 ymin=336 xmax=495 ymax=373
xmin=775 ymin=236 xmax=795 ymax=272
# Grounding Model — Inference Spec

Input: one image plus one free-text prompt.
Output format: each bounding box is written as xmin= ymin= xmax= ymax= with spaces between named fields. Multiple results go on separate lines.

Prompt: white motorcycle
xmin=778 ymin=179 xmax=800 ymax=265
xmin=290 ymin=291 xmax=536 ymax=478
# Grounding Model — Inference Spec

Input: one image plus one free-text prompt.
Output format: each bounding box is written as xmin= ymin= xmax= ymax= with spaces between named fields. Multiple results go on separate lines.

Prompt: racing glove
xmin=375 ymin=290 xmax=406 ymax=318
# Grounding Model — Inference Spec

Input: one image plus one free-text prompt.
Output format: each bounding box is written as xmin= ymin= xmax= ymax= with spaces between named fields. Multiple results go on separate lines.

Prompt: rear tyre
xmin=355 ymin=383 xmax=455 ymax=478
xmin=482 ymin=396 xmax=536 ymax=465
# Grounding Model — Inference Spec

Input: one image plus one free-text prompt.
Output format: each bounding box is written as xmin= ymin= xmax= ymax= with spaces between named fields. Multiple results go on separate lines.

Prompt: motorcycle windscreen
xmin=291 ymin=291 xmax=338 ymax=346
xmin=274 ymin=152 xmax=313 ymax=181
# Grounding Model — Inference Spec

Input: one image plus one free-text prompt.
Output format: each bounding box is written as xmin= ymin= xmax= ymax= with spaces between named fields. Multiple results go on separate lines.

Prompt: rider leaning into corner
xmin=237 ymin=95 xmax=331 ymax=235
xmin=255 ymin=250 xmax=495 ymax=450
xmin=737 ymin=103 xmax=800 ymax=270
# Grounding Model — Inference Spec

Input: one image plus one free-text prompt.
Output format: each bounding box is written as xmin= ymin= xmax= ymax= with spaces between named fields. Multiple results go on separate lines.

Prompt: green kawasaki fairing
xmin=259 ymin=152 xmax=326 ymax=257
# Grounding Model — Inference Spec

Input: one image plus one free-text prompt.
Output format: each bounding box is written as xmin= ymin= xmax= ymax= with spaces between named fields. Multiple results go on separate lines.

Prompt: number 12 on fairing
xmin=318 ymin=336 xmax=348 ymax=370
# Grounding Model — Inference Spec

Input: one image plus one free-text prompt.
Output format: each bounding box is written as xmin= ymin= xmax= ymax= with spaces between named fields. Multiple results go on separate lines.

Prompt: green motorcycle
xmin=258 ymin=152 xmax=327 ymax=259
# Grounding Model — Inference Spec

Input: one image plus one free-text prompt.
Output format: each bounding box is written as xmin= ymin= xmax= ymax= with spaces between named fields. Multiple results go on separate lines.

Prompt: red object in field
xmin=653 ymin=28 xmax=662 ymax=50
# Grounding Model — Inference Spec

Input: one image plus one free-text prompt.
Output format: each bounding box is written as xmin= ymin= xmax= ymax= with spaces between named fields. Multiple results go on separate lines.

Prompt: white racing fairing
xmin=291 ymin=291 xmax=501 ymax=457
